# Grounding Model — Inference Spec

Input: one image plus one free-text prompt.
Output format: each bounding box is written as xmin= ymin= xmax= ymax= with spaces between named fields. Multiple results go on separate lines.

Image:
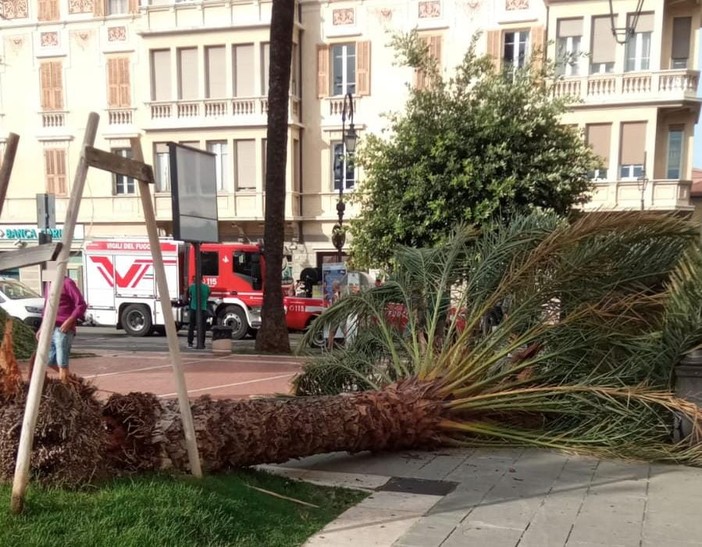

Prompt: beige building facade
xmin=0 ymin=0 xmax=699 ymax=289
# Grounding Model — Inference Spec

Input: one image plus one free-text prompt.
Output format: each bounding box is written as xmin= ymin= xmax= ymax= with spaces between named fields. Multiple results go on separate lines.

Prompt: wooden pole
xmin=130 ymin=137 xmax=203 ymax=478
xmin=0 ymin=133 xmax=20 ymax=217
xmin=11 ymin=113 xmax=99 ymax=514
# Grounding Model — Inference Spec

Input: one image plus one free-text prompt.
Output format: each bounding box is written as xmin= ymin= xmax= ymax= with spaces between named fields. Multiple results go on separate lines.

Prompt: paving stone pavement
xmin=266 ymin=447 xmax=702 ymax=547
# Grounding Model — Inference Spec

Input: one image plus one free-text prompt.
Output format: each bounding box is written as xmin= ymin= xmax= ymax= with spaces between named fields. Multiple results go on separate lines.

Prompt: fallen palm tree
xmin=2 ymin=212 xmax=702 ymax=487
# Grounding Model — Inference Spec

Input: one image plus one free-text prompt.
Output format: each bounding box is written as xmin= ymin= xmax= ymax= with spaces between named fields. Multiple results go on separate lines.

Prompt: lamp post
xmin=332 ymin=92 xmax=358 ymax=264
xmin=637 ymin=152 xmax=648 ymax=212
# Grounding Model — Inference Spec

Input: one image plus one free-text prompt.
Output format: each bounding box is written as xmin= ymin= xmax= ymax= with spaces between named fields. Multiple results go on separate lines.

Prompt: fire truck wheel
xmin=121 ymin=304 xmax=153 ymax=337
xmin=218 ymin=305 xmax=247 ymax=340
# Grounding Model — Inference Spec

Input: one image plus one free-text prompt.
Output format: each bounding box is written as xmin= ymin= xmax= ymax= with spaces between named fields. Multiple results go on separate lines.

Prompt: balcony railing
xmin=107 ymin=108 xmax=134 ymax=126
xmin=552 ymin=69 xmax=699 ymax=105
xmin=41 ymin=111 xmax=66 ymax=128
xmin=582 ymin=179 xmax=692 ymax=211
xmin=146 ymin=96 xmax=300 ymax=126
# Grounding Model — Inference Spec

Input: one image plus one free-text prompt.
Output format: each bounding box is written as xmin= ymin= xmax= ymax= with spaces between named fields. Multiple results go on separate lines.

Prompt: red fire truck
xmin=82 ymin=239 xmax=325 ymax=340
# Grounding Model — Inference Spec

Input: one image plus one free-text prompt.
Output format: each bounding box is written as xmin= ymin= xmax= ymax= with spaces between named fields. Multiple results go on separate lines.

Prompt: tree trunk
xmin=255 ymin=0 xmax=295 ymax=353
xmin=103 ymin=380 xmax=445 ymax=473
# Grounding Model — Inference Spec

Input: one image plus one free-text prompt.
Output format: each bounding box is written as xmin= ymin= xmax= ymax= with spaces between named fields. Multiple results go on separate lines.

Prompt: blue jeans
xmin=48 ymin=327 xmax=74 ymax=368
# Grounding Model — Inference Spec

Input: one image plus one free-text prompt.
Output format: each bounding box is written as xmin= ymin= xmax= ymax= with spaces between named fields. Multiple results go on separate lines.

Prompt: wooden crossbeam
xmin=0 ymin=243 xmax=62 ymax=272
xmin=84 ymin=146 xmax=155 ymax=183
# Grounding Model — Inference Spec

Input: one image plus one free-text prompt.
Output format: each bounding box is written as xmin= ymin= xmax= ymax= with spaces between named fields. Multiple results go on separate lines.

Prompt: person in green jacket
xmin=187 ymin=277 xmax=211 ymax=348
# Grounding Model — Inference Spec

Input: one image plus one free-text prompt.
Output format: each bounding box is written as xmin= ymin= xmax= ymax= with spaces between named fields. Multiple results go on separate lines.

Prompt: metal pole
xmin=194 ymin=242 xmax=205 ymax=350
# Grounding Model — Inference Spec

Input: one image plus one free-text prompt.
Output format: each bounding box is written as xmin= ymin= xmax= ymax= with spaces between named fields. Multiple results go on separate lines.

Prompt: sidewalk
xmin=264 ymin=447 xmax=702 ymax=547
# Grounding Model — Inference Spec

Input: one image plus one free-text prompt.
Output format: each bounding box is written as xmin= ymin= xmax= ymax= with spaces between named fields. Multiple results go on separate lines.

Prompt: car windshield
xmin=0 ymin=280 xmax=41 ymax=300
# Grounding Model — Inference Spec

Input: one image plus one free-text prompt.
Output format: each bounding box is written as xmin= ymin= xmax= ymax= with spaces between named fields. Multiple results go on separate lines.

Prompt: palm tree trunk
xmin=104 ymin=380 xmax=445 ymax=473
xmin=255 ymin=0 xmax=295 ymax=353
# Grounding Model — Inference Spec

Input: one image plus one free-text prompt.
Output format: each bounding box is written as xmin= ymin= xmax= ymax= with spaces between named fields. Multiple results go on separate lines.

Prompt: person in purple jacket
xmin=37 ymin=275 xmax=87 ymax=383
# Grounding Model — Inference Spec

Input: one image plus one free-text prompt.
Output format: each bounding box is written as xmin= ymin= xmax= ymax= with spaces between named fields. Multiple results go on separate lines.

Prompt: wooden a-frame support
xmin=10 ymin=113 xmax=202 ymax=514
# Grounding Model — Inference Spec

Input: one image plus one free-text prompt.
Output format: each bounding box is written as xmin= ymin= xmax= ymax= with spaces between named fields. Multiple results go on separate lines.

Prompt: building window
xmin=38 ymin=0 xmax=59 ymax=21
xmin=40 ymin=61 xmax=63 ymax=111
xmin=150 ymin=49 xmax=171 ymax=102
xmin=106 ymin=57 xmax=131 ymax=108
xmin=291 ymin=43 xmax=299 ymax=97
xmin=503 ymin=30 xmax=529 ymax=75
xmin=332 ymin=142 xmax=355 ymax=190
xmin=233 ymin=44 xmax=254 ymax=97
xmin=332 ymin=43 xmax=356 ymax=96
xmin=590 ymin=16 xmax=616 ymax=74
xmin=625 ymin=13 xmax=652 ymax=72
xmin=261 ymin=43 xmax=270 ymax=96
xmin=44 ymin=148 xmax=67 ymax=195
xmin=556 ymin=19 xmax=582 ymax=77
xmin=619 ymin=122 xmax=646 ymax=180
xmin=667 ymin=128 xmax=684 ymax=179
xmin=108 ymin=0 xmax=128 ymax=14
xmin=154 ymin=142 xmax=170 ymax=192
xmin=205 ymin=46 xmax=226 ymax=98
xmin=113 ymin=148 xmax=135 ymax=195
xmin=178 ymin=48 xmax=198 ymax=100
xmin=671 ymin=17 xmax=692 ymax=69
xmin=415 ymin=35 xmax=443 ymax=89
xmin=586 ymin=123 xmax=611 ymax=181
xmin=317 ymin=42 xmax=370 ymax=98
xmin=293 ymin=139 xmax=301 ymax=193
xmin=234 ymin=140 xmax=256 ymax=191
xmin=207 ymin=141 xmax=229 ymax=192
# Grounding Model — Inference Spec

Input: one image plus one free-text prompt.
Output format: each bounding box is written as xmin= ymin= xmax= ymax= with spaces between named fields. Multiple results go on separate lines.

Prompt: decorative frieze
xmin=418 ymin=0 xmax=440 ymax=19
xmin=1 ymin=0 xmax=28 ymax=18
xmin=506 ymin=0 xmax=528 ymax=10
xmin=332 ymin=8 xmax=354 ymax=26
xmin=107 ymin=26 xmax=127 ymax=42
xmin=40 ymin=32 xmax=59 ymax=47
xmin=68 ymin=0 xmax=93 ymax=13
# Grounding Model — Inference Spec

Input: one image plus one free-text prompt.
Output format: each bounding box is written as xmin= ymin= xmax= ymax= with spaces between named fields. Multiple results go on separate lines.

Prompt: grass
xmin=0 ymin=470 xmax=367 ymax=547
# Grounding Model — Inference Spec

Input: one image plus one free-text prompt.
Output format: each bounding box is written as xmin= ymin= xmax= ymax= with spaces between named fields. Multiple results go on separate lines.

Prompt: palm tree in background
xmin=255 ymin=0 xmax=295 ymax=354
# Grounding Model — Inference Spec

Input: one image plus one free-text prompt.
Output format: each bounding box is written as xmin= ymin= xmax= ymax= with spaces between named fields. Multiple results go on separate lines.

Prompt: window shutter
xmin=414 ymin=36 xmax=441 ymax=90
xmin=486 ymin=30 xmax=502 ymax=70
xmin=128 ymin=0 xmax=139 ymax=14
xmin=107 ymin=59 xmax=119 ymax=106
xmin=40 ymin=63 xmax=52 ymax=110
xmin=119 ymin=58 xmax=131 ymax=106
xmin=356 ymin=40 xmax=371 ymax=96
xmin=672 ymin=17 xmax=692 ymax=61
xmin=45 ymin=149 xmax=66 ymax=194
xmin=530 ymin=26 xmax=545 ymax=69
xmin=317 ymin=44 xmax=329 ymax=98
xmin=586 ymin=124 xmax=612 ymax=166
xmin=44 ymin=150 xmax=54 ymax=193
xmin=56 ymin=150 xmax=67 ymax=195
xmin=39 ymin=0 xmax=58 ymax=21
xmin=620 ymin=122 xmax=647 ymax=165
xmin=51 ymin=62 xmax=63 ymax=110
xmin=93 ymin=0 xmax=104 ymax=16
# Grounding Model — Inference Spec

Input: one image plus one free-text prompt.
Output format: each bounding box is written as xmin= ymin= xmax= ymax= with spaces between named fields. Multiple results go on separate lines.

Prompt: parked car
xmin=0 ymin=277 xmax=44 ymax=330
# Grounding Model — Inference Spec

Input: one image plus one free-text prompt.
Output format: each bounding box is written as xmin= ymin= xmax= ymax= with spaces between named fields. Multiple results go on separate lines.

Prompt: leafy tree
xmin=255 ymin=0 xmax=294 ymax=353
xmin=350 ymin=32 xmax=600 ymax=267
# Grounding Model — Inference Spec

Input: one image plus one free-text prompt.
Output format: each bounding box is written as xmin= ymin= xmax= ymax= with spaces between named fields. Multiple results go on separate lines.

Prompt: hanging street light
xmin=609 ymin=0 xmax=646 ymax=45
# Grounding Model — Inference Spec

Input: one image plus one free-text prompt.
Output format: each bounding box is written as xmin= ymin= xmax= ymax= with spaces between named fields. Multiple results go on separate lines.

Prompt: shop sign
xmin=0 ymin=224 xmax=85 ymax=241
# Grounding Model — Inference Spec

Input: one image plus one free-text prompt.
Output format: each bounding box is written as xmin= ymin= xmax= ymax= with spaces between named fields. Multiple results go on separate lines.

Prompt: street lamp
xmin=332 ymin=92 xmax=357 ymax=263
xmin=608 ymin=0 xmax=645 ymax=45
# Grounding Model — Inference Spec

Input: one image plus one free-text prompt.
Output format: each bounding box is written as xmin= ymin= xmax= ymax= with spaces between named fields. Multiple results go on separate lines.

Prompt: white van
xmin=0 ymin=277 xmax=44 ymax=330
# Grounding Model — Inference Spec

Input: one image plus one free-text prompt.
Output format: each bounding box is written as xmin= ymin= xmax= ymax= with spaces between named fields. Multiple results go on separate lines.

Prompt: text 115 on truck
xmin=82 ymin=239 xmax=325 ymax=340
